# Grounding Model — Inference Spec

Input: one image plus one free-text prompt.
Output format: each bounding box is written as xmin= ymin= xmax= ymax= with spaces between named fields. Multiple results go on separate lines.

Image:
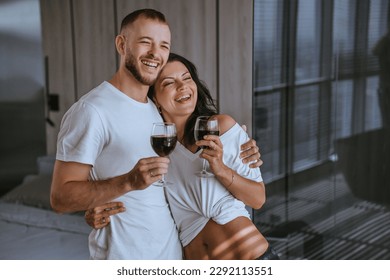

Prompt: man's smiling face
xmin=122 ymin=16 xmax=171 ymax=86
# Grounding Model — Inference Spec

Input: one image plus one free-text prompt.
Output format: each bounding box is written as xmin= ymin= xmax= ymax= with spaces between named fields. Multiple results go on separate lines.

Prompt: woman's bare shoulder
xmin=212 ymin=114 xmax=236 ymax=135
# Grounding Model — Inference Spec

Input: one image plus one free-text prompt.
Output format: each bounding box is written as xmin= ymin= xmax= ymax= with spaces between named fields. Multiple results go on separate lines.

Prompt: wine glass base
xmin=154 ymin=180 xmax=174 ymax=187
xmin=195 ymin=171 xmax=215 ymax=178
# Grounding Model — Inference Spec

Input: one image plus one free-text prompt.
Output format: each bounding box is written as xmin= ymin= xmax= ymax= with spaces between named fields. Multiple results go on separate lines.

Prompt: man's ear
xmin=115 ymin=35 xmax=126 ymax=55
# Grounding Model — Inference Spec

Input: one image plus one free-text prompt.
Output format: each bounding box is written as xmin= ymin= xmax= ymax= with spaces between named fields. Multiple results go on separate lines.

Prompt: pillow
xmin=37 ymin=155 xmax=55 ymax=175
xmin=0 ymin=175 xmax=52 ymax=209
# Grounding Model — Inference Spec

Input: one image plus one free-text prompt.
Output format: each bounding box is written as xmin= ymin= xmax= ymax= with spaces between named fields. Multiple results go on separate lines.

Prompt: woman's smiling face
xmin=153 ymin=60 xmax=198 ymax=121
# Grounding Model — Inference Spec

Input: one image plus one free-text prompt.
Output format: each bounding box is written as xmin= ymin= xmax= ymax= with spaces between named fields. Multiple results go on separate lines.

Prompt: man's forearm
xmin=51 ymin=174 xmax=130 ymax=213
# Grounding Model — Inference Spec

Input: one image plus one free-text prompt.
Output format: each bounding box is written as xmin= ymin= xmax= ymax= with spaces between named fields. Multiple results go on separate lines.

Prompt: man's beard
xmin=125 ymin=53 xmax=158 ymax=86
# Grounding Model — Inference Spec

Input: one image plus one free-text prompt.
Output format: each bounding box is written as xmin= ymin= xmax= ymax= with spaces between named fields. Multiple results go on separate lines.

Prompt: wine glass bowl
xmin=194 ymin=116 xmax=219 ymax=178
xmin=150 ymin=122 xmax=177 ymax=186
xmin=150 ymin=134 xmax=177 ymax=156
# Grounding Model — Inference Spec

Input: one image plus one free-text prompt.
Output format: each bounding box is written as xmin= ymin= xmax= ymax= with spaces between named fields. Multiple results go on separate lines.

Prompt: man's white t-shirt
xmin=56 ymin=81 xmax=182 ymax=259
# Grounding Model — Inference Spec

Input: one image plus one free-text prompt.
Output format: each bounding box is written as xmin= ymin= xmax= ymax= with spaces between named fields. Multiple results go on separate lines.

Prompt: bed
xmin=0 ymin=156 xmax=90 ymax=260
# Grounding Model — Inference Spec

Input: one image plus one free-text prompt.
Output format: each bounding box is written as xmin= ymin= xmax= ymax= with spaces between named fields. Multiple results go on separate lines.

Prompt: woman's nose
xmin=177 ymin=82 xmax=187 ymax=91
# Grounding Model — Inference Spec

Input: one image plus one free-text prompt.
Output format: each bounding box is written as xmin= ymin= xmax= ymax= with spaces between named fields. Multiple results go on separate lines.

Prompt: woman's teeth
xmin=175 ymin=95 xmax=190 ymax=102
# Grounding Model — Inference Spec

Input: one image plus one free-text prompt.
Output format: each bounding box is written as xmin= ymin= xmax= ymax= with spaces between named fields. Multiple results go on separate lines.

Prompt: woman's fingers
xmin=85 ymin=201 xmax=126 ymax=229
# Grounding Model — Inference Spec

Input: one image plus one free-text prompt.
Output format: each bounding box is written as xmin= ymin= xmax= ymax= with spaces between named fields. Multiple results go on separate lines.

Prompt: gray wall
xmin=40 ymin=0 xmax=254 ymax=154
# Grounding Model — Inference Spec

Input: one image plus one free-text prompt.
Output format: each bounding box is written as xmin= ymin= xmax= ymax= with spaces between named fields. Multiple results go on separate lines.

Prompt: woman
xmin=86 ymin=53 xmax=278 ymax=260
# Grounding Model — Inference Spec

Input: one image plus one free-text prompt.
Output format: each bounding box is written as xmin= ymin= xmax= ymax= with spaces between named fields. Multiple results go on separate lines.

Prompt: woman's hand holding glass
xmin=194 ymin=116 xmax=220 ymax=177
xmin=195 ymin=134 xmax=227 ymax=177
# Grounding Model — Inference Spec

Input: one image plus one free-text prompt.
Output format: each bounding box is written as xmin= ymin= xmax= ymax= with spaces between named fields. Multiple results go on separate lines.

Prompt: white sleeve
xmin=56 ymin=101 xmax=105 ymax=166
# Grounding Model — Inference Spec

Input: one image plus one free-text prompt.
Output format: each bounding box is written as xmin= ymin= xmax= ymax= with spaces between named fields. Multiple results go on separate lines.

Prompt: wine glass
xmin=194 ymin=116 xmax=220 ymax=178
xmin=150 ymin=122 xmax=177 ymax=186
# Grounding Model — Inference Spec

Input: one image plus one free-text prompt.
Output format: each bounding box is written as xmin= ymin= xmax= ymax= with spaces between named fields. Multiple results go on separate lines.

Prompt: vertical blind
xmin=253 ymin=0 xmax=389 ymax=182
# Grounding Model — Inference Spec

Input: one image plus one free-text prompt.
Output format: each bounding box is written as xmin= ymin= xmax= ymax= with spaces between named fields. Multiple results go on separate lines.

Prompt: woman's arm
xmin=214 ymin=166 xmax=265 ymax=209
xmin=196 ymin=114 xmax=266 ymax=209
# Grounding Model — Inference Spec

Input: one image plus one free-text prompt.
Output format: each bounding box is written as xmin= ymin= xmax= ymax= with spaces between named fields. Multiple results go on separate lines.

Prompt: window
xmin=253 ymin=0 xmax=388 ymax=183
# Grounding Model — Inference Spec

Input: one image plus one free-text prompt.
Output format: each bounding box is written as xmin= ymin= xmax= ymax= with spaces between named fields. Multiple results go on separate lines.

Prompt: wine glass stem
xmin=202 ymin=159 xmax=208 ymax=173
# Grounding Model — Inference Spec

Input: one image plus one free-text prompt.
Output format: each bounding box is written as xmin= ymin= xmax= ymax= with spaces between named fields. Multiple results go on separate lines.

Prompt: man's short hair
xmin=120 ymin=9 xmax=168 ymax=32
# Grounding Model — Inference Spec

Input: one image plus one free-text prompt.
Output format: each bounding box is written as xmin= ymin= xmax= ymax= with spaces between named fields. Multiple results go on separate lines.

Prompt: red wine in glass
xmin=194 ymin=116 xmax=219 ymax=177
xmin=151 ymin=135 xmax=177 ymax=156
xmin=150 ymin=123 xmax=177 ymax=186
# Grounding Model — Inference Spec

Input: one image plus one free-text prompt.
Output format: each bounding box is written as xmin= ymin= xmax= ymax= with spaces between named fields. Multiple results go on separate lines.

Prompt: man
xmin=51 ymin=9 xmax=261 ymax=260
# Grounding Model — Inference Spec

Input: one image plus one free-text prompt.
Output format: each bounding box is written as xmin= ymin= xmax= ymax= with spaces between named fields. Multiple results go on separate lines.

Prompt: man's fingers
xmin=139 ymin=156 xmax=170 ymax=165
xmin=240 ymin=139 xmax=257 ymax=152
xmin=240 ymin=146 xmax=260 ymax=160
xmin=249 ymin=158 xmax=263 ymax=168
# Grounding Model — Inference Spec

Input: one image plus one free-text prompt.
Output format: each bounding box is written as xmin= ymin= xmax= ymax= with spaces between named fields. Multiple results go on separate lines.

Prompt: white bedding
xmin=0 ymin=202 xmax=90 ymax=260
